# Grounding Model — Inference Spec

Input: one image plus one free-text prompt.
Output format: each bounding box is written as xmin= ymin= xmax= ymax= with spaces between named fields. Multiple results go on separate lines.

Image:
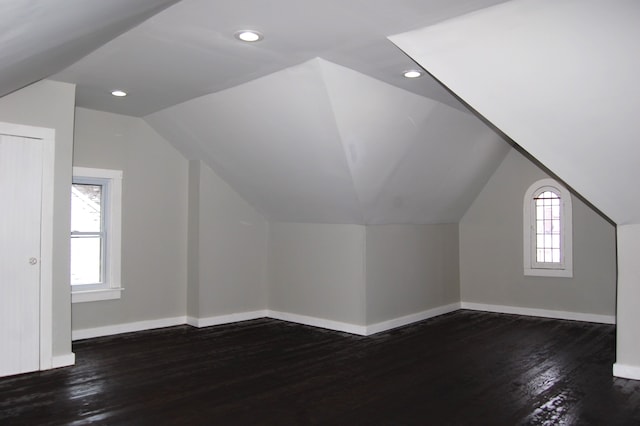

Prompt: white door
xmin=0 ymin=134 xmax=43 ymax=376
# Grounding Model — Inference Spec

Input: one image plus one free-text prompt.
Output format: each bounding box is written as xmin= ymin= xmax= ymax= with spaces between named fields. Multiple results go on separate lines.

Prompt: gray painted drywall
xmin=0 ymin=80 xmax=75 ymax=357
xmin=268 ymin=223 xmax=366 ymax=325
xmin=365 ymin=224 xmax=460 ymax=324
xmin=188 ymin=161 xmax=268 ymax=318
xmin=72 ymin=107 xmax=188 ymax=329
xmin=187 ymin=161 xmax=200 ymax=318
xmin=617 ymin=224 xmax=640 ymax=369
xmin=460 ymin=149 xmax=616 ymax=316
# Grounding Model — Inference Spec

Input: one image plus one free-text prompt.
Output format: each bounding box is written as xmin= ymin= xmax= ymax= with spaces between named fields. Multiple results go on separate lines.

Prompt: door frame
xmin=0 ymin=121 xmax=55 ymax=370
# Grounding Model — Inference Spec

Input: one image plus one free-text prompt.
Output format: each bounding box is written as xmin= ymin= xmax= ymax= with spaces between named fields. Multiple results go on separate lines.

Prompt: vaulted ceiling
xmin=50 ymin=0 xmax=510 ymax=117
xmin=146 ymin=58 xmax=508 ymax=224
xmin=6 ymin=0 xmax=634 ymax=226
xmin=390 ymin=0 xmax=640 ymax=225
xmin=0 ymin=0 xmax=178 ymax=99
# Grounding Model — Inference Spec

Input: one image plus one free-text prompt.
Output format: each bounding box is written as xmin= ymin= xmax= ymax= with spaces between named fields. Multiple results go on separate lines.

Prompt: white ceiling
xmin=51 ymin=0 xmax=510 ymax=117
xmin=0 ymin=0 xmax=177 ymax=99
xmin=146 ymin=58 xmax=509 ymax=224
xmin=3 ymin=0 xmax=522 ymax=225
xmin=391 ymin=0 xmax=640 ymax=225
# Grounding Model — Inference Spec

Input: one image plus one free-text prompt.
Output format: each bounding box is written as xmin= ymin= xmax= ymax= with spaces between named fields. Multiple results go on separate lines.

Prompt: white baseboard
xmin=365 ymin=303 xmax=462 ymax=335
xmin=51 ymin=352 xmax=75 ymax=369
xmin=68 ymin=304 xmax=461 ymax=341
xmin=267 ymin=310 xmax=368 ymax=336
xmin=461 ymin=302 xmax=616 ymax=325
xmin=72 ymin=316 xmax=187 ymax=340
xmin=71 ymin=302 xmax=615 ymax=342
xmin=187 ymin=310 xmax=268 ymax=328
xmin=613 ymin=363 xmax=640 ymax=380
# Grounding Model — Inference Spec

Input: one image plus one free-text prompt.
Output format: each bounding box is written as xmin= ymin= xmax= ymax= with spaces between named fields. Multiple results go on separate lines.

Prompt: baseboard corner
xmin=266 ymin=310 xmax=368 ymax=336
xmin=365 ymin=302 xmax=461 ymax=335
xmin=613 ymin=363 xmax=640 ymax=380
xmin=190 ymin=310 xmax=268 ymax=328
xmin=51 ymin=352 xmax=76 ymax=369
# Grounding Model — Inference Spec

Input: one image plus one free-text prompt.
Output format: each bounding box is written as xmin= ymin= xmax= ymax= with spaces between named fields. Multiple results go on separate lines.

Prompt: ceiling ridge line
xmin=315 ymin=59 xmax=367 ymax=225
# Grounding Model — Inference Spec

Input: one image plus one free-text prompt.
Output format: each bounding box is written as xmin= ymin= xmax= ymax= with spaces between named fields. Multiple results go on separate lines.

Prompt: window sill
xmin=524 ymin=268 xmax=573 ymax=278
xmin=72 ymin=287 xmax=123 ymax=303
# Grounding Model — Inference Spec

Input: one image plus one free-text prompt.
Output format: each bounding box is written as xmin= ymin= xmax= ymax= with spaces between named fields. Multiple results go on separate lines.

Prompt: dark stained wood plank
xmin=1 ymin=310 xmax=639 ymax=425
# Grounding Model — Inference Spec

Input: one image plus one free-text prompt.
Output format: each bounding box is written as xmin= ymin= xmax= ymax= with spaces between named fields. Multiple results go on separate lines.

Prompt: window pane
xmin=71 ymin=236 xmax=102 ymax=284
xmin=533 ymin=189 xmax=563 ymax=265
xmin=71 ymin=184 xmax=102 ymax=232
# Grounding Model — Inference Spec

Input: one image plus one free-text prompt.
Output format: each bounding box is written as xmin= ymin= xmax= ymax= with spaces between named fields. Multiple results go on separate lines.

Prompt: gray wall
xmin=365 ymin=224 xmax=460 ymax=324
xmin=72 ymin=107 xmax=188 ymax=329
xmin=0 ymin=80 xmax=75 ymax=357
xmin=460 ymin=148 xmax=616 ymax=316
xmin=187 ymin=161 xmax=200 ymax=318
xmin=616 ymin=224 xmax=640 ymax=370
xmin=188 ymin=161 xmax=268 ymax=318
xmin=268 ymin=223 xmax=366 ymax=325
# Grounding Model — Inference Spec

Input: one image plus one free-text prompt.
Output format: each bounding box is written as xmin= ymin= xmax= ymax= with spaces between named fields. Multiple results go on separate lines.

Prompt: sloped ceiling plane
xmin=4 ymin=0 xmax=637 ymax=226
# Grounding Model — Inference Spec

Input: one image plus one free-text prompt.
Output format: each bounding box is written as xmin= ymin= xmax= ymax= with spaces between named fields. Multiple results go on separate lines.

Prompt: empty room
xmin=2 ymin=0 xmax=640 ymax=424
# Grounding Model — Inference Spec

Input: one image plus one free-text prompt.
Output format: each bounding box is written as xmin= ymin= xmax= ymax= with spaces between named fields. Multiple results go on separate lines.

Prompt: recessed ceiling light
xmin=403 ymin=70 xmax=422 ymax=79
xmin=234 ymin=30 xmax=263 ymax=42
xmin=111 ymin=90 xmax=127 ymax=97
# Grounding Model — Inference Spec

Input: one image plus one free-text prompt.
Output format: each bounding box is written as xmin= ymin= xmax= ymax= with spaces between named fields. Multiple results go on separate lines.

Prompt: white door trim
xmin=0 ymin=121 xmax=55 ymax=370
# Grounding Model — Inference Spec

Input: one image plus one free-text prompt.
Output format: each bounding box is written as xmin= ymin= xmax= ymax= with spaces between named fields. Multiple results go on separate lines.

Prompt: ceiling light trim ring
xmin=403 ymin=70 xmax=422 ymax=78
xmin=234 ymin=30 xmax=263 ymax=42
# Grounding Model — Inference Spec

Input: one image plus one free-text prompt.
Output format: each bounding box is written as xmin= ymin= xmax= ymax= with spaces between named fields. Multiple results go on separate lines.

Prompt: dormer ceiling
xmin=390 ymin=0 xmax=640 ymax=225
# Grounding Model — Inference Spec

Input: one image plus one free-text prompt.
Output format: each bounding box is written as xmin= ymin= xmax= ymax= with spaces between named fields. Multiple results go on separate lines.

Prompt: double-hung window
xmin=523 ymin=178 xmax=573 ymax=277
xmin=71 ymin=167 xmax=123 ymax=302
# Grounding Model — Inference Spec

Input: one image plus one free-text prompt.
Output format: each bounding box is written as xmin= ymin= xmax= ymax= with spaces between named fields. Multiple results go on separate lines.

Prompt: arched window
xmin=523 ymin=179 xmax=573 ymax=277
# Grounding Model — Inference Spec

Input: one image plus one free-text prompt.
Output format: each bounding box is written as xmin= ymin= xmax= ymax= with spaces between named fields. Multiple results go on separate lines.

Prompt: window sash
xmin=71 ymin=177 xmax=110 ymax=287
xmin=70 ymin=233 xmax=106 ymax=286
xmin=531 ymin=189 xmax=564 ymax=269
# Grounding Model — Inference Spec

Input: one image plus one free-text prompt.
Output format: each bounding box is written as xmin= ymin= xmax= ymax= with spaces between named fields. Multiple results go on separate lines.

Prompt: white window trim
xmin=523 ymin=178 xmax=573 ymax=278
xmin=71 ymin=167 xmax=123 ymax=303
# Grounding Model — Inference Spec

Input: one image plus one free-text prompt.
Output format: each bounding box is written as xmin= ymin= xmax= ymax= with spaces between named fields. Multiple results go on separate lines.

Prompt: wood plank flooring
xmin=2 ymin=310 xmax=640 ymax=425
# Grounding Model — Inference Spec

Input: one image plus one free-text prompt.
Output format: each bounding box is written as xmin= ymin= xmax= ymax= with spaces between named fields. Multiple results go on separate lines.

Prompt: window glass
xmin=70 ymin=237 xmax=102 ymax=284
xmin=71 ymin=183 xmax=105 ymax=285
xmin=71 ymin=184 xmax=102 ymax=232
xmin=534 ymin=190 xmax=561 ymax=264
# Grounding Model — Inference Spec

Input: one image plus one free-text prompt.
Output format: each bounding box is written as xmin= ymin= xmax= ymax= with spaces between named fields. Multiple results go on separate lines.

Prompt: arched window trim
xmin=523 ymin=178 xmax=573 ymax=278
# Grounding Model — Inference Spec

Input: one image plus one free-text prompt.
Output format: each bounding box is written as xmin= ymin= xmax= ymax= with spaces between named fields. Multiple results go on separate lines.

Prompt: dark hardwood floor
xmin=2 ymin=310 xmax=640 ymax=425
